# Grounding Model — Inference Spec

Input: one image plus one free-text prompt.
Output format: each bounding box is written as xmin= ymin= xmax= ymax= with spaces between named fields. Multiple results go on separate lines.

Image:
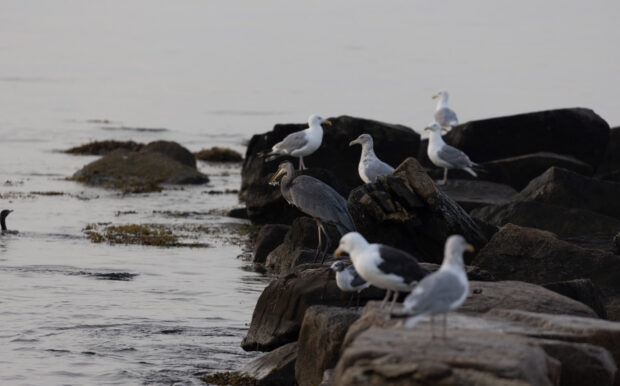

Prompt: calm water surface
xmin=1 ymin=1 xmax=619 ymax=385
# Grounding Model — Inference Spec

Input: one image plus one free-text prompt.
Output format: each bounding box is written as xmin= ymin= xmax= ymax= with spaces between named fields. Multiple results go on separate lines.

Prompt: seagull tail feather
xmin=463 ymin=167 xmax=478 ymax=177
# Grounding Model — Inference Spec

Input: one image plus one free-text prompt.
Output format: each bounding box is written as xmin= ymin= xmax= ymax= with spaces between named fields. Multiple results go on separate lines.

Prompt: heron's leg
xmin=442 ymin=313 xmax=447 ymax=339
xmin=380 ymin=290 xmax=391 ymax=308
xmin=299 ymin=157 xmax=306 ymax=170
xmin=388 ymin=291 xmax=399 ymax=312
xmin=313 ymin=218 xmax=322 ymax=262
xmin=430 ymin=315 xmax=436 ymax=340
xmin=318 ymin=222 xmax=331 ymax=264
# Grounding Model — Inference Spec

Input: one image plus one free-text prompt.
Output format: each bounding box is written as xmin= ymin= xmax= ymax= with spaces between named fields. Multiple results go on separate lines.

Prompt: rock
xmin=244 ymin=167 xmax=351 ymax=225
xmin=195 ymin=146 xmax=243 ymax=162
xmin=436 ymin=179 xmax=517 ymax=211
xmin=295 ymin=306 xmax=361 ymax=386
xmin=141 ymin=140 xmax=197 ymax=168
xmin=253 ymin=224 xmax=291 ymax=264
xmin=514 ymin=167 xmax=620 ymax=220
xmin=65 ymin=140 xmax=144 ymax=155
xmin=265 ymin=217 xmax=341 ymax=274
xmin=471 ymin=201 xmax=620 ymax=238
xmin=241 ymin=266 xmax=386 ymax=352
xmin=238 ymin=342 xmax=297 ymax=386
xmin=348 ymin=158 xmax=487 ymax=264
xmin=543 ymin=279 xmax=607 ymax=319
xmin=240 ymin=115 xmax=420 ymax=213
xmin=597 ymin=127 xmax=620 ymax=181
xmin=614 ymin=232 xmax=620 ymax=254
xmin=72 ymin=148 xmax=209 ymax=192
xmin=227 ymin=207 xmax=249 ymax=219
xmin=472 ymin=224 xmax=620 ymax=300
xmin=441 ymin=108 xmax=610 ymax=168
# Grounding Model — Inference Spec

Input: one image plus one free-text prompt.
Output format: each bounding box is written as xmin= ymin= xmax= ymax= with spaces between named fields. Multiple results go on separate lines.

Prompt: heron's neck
xmin=428 ymin=130 xmax=446 ymax=147
xmin=1 ymin=217 xmax=7 ymax=231
xmin=436 ymin=94 xmax=449 ymax=110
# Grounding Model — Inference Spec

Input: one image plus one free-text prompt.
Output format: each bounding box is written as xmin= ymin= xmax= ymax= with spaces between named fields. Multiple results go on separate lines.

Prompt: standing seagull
xmin=334 ymin=232 xmax=429 ymax=311
xmin=349 ymin=134 xmax=395 ymax=184
xmin=393 ymin=235 xmax=473 ymax=339
xmin=330 ymin=261 xmax=371 ymax=306
xmin=425 ymin=122 xmax=477 ymax=185
xmin=433 ymin=91 xmax=459 ymax=130
xmin=271 ymin=161 xmax=355 ymax=262
xmin=263 ymin=114 xmax=331 ymax=170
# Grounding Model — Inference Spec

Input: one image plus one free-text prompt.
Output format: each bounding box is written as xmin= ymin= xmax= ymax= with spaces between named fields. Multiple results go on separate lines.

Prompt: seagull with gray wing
xmin=433 ymin=91 xmax=458 ymax=130
xmin=349 ymin=134 xmax=394 ymax=184
xmin=263 ymin=114 xmax=331 ymax=170
xmin=330 ymin=261 xmax=371 ymax=306
xmin=425 ymin=122 xmax=478 ymax=185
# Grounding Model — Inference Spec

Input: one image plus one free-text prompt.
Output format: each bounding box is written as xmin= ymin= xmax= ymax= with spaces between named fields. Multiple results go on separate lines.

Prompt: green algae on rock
xmin=195 ymin=147 xmax=243 ymax=162
xmin=201 ymin=371 xmax=258 ymax=386
xmin=65 ymin=140 xmax=145 ymax=155
xmin=82 ymin=223 xmax=211 ymax=247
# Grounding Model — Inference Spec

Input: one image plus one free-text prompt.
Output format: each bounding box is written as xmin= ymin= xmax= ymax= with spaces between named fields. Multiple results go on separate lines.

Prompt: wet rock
xmin=436 ymin=179 xmax=517 ymax=211
xmin=441 ymin=108 xmax=610 ymax=168
xmin=471 ymin=201 xmax=620 ymax=238
xmin=348 ymin=157 xmax=487 ymax=264
xmin=244 ymin=167 xmax=350 ymax=225
xmin=241 ymin=115 xmax=420 ymax=214
xmin=295 ymin=306 xmax=361 ymax=386
xmin=237 ymin=342 xmax=297 ymax=386
xmin=514 ymin=167 xmax=620 ymax=220
xmin=543 ymin=279 xmax=607 ymax=319
xmin=65 ymin=140 xmax=144 ymax=155
xmin=241 ymin=266 xmax=386 ymax=352
xmin=265 ymin=217 xmax=341 ymax=274
xmin=141 ymin=140 xmax=197 ymax=168
xmin=72 ymin=148 xmax=208 ymax=192
xmin=253 ymin=224 xmax=291 ymax=264
xmin=472 ymin=224 xmax=620 ymax=301
xmin=597 ymin=127 xmax=620 ymax=181
xmin=227 ymin=207 xmax=249 ymax=219
xmin=195 ymin=146 xmax=243 ymax=162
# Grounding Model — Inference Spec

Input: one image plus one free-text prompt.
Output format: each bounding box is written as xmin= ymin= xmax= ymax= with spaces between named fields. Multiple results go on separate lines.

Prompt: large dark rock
xmin=253 ymin=224 xmax=291 ymax=264
xmin=543 ymin=279 xmax=607 ymax=319
xmin=237 ymin=342 xmax=297 ymax=386
xmin=597 ymin=127 xmax=620 ymax=181
xmin=141 ymin=140 xmax=197 ymax=168
xmin=436 ymin=179 xmax=517 ymax=211
xmin=441 ymin=108 xmax=610 ymax=168
xmin=295 ymin=306 xmax=361 ymax=386
xmin=471 ymin=201 xmax=620 ymax=238
xmin=513 ymin=167 xmax=620 ymax=220
xmin=348 ymin=158 xmax=487 ymax=264
xmin=241 ymin=116 xmax=420 ymax=218
xmin=244 ymin=167 xmax=351 ymax=225
xmin=472 ymin=224 xmax=620 ymax=302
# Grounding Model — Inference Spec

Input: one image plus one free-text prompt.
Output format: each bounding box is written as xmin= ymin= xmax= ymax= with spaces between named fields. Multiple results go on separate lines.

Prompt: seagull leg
xmin=388 ymin=291 xmax=399 ymax=312
xmin=380 ymin=290 xmax=392 ymax=309
xmin=299 ymin=157 xmax=306 ymax=170
xmin=313 ymin=218 xmax=322 ymax=262
xmin=437 ymin=168 xmax=448 ymax=185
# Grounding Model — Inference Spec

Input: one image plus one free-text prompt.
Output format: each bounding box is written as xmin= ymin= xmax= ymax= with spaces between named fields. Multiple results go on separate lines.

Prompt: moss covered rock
xmin=65 ymin=140 xmax=144 ymax=155
xmin=195 ymin=147 xmax=243 ymax=162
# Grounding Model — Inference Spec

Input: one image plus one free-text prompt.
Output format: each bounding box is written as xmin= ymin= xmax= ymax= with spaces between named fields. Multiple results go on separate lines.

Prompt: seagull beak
xmin=423 ymin=126 xmax=430 ymax=131
xmin=466 ymin=244 xmax=475 ymax=253
xmin=270 ymin=169 xmax=285 ymax=184
xmin=322 ymin=120 xmax=332 ymax=126
xmin=348 ymin=139 xmax=359 ymax=147
xmin=333 ymin=247 xmax=344 ymax=257
xmin=432 ymin=93 xmax=440 ymax=99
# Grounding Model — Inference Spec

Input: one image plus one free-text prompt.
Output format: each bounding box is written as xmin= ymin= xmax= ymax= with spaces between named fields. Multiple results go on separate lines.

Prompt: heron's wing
xmin=376 ymin=245 xmax=429 ymax=285
xmin=288 ymin=176 xmax=355 ymax=233
xmin=434 ymin=108 xmax=458 ymax=126
xmin=347 ymin=266 xmax=368 ymax=287
xmin=437 ymin=145 xmax=473 ymax=168
xmin=272 ymin=130 xmax=309 ymax=154
xmin=403 ymin=271 xmax=466 ymax=314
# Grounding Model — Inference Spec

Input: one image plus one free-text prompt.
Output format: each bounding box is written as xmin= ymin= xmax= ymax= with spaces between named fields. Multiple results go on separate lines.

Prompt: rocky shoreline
xmin=222 ymin=109 xmax=620 ymax=385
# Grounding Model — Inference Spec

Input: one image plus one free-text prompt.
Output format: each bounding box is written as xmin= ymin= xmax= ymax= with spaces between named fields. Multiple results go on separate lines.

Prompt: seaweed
xmin=195 ymin=147 xmax=243 ymax=163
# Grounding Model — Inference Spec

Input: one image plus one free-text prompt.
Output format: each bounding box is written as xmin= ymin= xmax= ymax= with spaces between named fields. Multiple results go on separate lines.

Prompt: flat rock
xmin=238 ymin=342 xmax=297 ymax=386
xmin=348 ymin=157 xmax=487 ymax=264
xmin=437 ymin=179 xmax=517 ymax=211
xmin=441 ymin=108 xmax=610 ymax=168
xmin=295 ymin=306 xmax=361 ymax=386
xmin=543 ymin=279 xmax=607 ymax=319
xmin=253 ymin=224 xmax=291 ymax=264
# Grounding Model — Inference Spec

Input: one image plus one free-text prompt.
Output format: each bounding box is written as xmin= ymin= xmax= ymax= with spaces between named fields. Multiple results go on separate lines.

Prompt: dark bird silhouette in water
xmin=1 ymin=209 xmax=18 ymax=234
xmin=270 ymin=161 xmax=355 ymax=263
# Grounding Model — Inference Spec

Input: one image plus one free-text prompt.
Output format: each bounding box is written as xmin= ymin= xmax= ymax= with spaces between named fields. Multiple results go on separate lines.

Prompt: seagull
xmin=392 ymin=235 xmax=473 ymax=339
xmin=263 ymin=114 xmax=331 ymax=170
xmin=1 ymin=209 xmax=17 ymax=235
xmin=425 ymin=122 xmax=478 ymax=185
xmin=271 ymin=161 xmax=355 ymax=262
xmin=432 ymin=91 xmax=459 ymax=131
xmin=349 ymin=134 xmax=395 ymax=184
xmin=330 ymin=261 xmax=371 ymax=306
xmin=333 ymin=232 xmax=429 ymax=311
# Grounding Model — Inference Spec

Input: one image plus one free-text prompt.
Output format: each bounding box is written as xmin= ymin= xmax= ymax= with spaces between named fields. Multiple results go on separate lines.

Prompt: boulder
xmin=471 ymin=201 xmax=620 ymax=238
xmin=472 ymin=224 xmax=620 ymax=300
xmin=441 ymin=108 xmax=610 ymax=168
xmin=72 ymin=148 xmax=208 ymax=192
xmin=241 ymin=266 xmax=386 ymax=352
xmin=615 ymin=232 xmax=620 ymax=254
xmin=295 ymin=306 xmax=361 ymax=386
xmin=348 ymin=158 xmax=487 ymax=264
xmin=513 ymin=167 xmax=620 ymax=220
xmin=436 ymin=179 xmax=517 ymax=211
xmin=238 ymin=342 xmax=297 ymax=386
xmin=543 ymin=279 xmax=607 ymax=319
xmin=253 ymin=224 xmax=291 ymax=264
xmin=141 ymin=140 xmax=197 ymax=168
xmin=597 ymin=127 xmax=620 ymax=181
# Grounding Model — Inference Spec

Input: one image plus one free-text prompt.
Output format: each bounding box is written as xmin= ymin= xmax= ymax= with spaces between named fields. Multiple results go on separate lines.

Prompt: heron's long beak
xmin=466 ymin=244 xmax=474 ymax=253
xmin=270 ymin=168 xmax=285 ymax=184
xmin=333 ymin=247 xmax=344 ymax=257
xmin=323 ymin=120 xmax=332 ymax=126
xmin=423 ymin=126 xmax=430 ymax=131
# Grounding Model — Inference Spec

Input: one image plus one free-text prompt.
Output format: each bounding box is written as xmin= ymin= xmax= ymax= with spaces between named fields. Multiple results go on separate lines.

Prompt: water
xmin=1 ymin=1 xmax=619 ymax=385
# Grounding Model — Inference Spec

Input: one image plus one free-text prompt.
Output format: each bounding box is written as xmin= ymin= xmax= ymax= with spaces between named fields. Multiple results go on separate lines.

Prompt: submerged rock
xmin=195 ymin=146 xmax=243 ymax=162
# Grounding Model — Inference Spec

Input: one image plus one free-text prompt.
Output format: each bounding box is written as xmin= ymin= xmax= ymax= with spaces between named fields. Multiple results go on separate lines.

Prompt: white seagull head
xmin=424 ymin=122 xmax=442 ymax=133
xmin=334 ymin=232 xmax=369 ymax=257
xmin=443 ymin=234 xmax=474 ymax=269
xmin=308 ymin=114 xmax=332 ymax=128
xmin=349 ymin=133 xmax=373 ymax=147
xmin=330 ymin=261 xmax=346 ymax=272
xmin=432 ymin=90 xmax=449 ymax=101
